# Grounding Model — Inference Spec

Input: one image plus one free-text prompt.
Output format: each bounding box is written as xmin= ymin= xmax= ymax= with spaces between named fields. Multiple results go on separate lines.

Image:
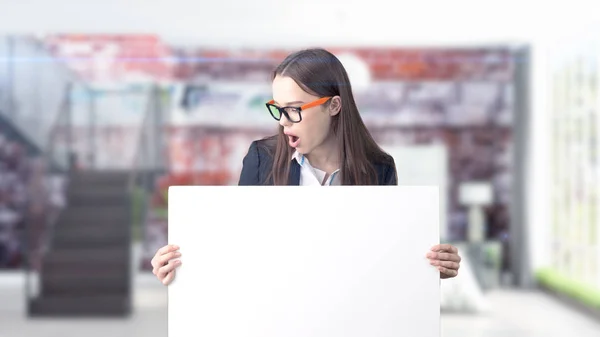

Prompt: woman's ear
xmin=328 ymin=96 xmax=342 ymax=116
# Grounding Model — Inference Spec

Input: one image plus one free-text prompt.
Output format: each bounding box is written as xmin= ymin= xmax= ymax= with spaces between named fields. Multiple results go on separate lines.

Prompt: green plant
xmin=130 ymin=187 xmax=146 ymax=242
xmin=535 ymin=267 xmax=600 ymax=309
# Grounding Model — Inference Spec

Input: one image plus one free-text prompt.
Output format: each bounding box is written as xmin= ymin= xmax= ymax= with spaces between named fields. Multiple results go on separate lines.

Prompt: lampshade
xmin=335 ymin=53 xmax=372 ymax=93
xmin=458 ymin=182 xmax=493 ymax=206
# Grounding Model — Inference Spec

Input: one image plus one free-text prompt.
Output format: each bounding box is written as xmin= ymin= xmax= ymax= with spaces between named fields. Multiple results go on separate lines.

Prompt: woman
xmin=152 ymin=48 xmax=461 ymax=286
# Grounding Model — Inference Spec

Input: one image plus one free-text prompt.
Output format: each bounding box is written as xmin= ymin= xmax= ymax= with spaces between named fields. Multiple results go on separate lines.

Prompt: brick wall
xmin=172 ymin=47 xmax=514 ymax=82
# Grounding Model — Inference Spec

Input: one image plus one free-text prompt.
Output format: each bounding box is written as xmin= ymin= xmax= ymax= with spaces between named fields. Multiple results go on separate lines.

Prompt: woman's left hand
xmin=426 ymin=244 xmax=461 ymax=279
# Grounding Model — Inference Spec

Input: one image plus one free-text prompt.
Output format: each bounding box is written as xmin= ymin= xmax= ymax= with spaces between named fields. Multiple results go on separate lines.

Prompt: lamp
xmin=335 ymin=53 xmax=372 ymax=93
xmin=458 ymin=182 xmax=493 ymax=242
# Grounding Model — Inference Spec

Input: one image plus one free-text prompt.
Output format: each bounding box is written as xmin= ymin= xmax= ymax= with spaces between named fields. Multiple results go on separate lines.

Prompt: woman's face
xmin=271 ymin=75 xmax=339 ymax=155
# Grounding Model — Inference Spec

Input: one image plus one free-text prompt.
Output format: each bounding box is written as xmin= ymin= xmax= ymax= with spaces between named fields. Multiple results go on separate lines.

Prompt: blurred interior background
xmin=0 ymin=1 xmax=599 ymax=336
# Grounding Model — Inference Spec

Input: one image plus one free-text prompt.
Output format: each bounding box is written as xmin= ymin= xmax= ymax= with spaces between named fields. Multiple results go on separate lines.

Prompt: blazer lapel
xmin=288 ymin=160 xmax=301 ymax=185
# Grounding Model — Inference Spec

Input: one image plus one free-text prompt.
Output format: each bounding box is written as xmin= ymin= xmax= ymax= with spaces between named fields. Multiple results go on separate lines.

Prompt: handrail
xmin=126 ymin=83 xmax=168 ymax=252
xmin=127 ymin=84 xmax=157 ymax=193
xmin=20 ymin=44 xmax=78 ymax=313
xmin=16 ymin=36 xmax=83 ymax=153
xmin=44 ymin=82 xmax=72 ymax=172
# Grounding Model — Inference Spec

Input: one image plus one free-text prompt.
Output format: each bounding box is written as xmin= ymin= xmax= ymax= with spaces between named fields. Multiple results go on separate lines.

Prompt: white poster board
xmin=168 ymin=186 xmax=440 ymax=337
xmin=383 ymin=145 xmax=449 ymax=241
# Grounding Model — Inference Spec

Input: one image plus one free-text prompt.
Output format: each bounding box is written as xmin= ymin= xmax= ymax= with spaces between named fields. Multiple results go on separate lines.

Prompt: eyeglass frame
xmin=265 ymin=96 xmax=332 ymax=123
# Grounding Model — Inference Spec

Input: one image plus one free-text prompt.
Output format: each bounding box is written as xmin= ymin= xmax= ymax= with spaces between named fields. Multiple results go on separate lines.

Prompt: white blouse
xmin=292 ymin=151 xmax=341 ymax=186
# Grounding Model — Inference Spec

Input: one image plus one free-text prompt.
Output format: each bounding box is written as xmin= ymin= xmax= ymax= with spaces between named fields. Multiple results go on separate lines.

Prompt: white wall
xmin=0 ymin=0 xmax=598 ymax=47
xmin=1 ymin=0 xmax=599 ymax=282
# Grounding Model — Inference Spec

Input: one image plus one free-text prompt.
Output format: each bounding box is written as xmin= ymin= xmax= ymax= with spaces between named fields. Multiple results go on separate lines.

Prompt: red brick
xmin=370 ymin=62 xmax=394 ymax=80
xmin=267 ymin=50 xmax=289 ymax=61
xmin=202 ymin=50 xmax=230 ymax=59
xmin=393 ymin=61 xmax=427 ymax=80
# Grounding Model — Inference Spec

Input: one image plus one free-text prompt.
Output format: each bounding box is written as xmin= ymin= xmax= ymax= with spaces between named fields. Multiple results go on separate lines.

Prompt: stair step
xmin=57 ymin=206 xmax=130 ymax=227
xmin=55 ymin=221 xmax=131 ymax=233
xmin=29 ymin=295 xmax=131 ymax=317
xmin=69 ymin=171 xmax=130 ymax=187
xmin=45 ymin=247 xmax=130 ymax=263
xmin=55 ymin=217 xmax=130 ymax=231
xmin=51 ymin=233 xmax=130 ymax=249
xmin=41 ymin=272 xmax=130 ymax=295
xmin=43 ymin=252 xmax=129 ymax=275
xmin=67 ymin=190 xmax=130 ymax=207
xmin=67 ymin=183 xmax=129 ymax=196
xmin=53 ymin=223 xmax=130 ymax=237
xmin=43 ymin=247 xmax=130 ymax=273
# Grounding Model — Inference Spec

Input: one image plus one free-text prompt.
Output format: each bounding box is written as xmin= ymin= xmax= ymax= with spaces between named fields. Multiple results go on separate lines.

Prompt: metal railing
xmin=0 ymin=34 xmax=171 ymax=311
xmin=128 ymin=84 xmax=170 ymax=251
xmin=0 ymin=35 xmax=80 ymax=306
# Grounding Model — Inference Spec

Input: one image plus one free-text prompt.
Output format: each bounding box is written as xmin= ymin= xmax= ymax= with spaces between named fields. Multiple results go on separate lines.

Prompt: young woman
xmin=152 ymin=48 xmax=461 ymax=285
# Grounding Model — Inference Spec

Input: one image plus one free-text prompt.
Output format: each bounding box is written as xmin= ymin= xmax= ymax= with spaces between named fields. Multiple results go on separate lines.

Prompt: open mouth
xmin=288 ymin=135 xmax=300 ymax=147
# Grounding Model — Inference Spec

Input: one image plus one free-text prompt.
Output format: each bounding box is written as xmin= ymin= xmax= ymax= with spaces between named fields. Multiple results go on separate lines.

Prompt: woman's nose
xmin=279 ymin=114 xmax=292 ymax=127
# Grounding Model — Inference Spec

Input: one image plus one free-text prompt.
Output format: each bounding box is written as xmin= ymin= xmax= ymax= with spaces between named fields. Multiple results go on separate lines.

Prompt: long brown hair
xmin=264 ymin=48 xmax=394 ymax=185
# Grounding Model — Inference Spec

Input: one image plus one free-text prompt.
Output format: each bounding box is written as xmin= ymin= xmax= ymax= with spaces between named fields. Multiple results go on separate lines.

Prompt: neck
xmin=305 ymin=134 xmax=340 ymax=174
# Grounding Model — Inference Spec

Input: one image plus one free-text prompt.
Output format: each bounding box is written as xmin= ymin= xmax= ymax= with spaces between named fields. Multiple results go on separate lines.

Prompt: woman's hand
xmin=151 ymin=244 xmax=182 ymax=285
xmin=426 ymin=244 xmax=461 ymax=279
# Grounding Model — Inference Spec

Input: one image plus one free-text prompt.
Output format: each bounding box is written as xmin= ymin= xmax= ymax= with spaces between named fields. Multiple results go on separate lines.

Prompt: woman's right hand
xmin=151 ymin=244 xmax=182 ymax=285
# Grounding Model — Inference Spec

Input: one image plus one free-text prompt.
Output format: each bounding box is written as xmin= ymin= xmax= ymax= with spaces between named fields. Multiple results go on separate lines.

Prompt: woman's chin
xmin=293 ymin=146 xmax=308 ymax=154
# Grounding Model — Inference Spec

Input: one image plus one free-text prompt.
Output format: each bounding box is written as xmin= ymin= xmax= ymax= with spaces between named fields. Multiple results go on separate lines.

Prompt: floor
xmin=440 ymin=290 xmax=600 ymax=337
xmin=1 ymin=272 xmax=599 ymax=337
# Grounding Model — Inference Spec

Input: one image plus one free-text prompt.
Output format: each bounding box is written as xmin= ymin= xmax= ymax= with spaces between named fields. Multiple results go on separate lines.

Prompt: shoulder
xmin=238 ymin=135 xmax=276 ymax=185
xmin=245 ymin=135 xmax=277 ymax=164
xmin=253 ymin=135 xmax=277 ymax=157
xmin=371 ymin=152 xmax=397 ymax=185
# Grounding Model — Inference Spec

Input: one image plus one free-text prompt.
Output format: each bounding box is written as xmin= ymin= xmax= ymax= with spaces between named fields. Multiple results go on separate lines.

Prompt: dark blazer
xmin=238 ymin=138 xmax=398 ymax=186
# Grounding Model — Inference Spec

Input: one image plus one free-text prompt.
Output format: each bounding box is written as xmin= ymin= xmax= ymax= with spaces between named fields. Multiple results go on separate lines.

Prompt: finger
xmin=430 ymin=259 xmax=460 ymax=270
xmin=157 ymin=259 xmax=182 ymax=278
xmin=151 ymin=257 xmax=161 ymax=272
xmin=158 ymin=251 xmax=182 ymax=266
xmin=431 ymin=244 xmax=457 ymax=253
xmin=158 ymin=244 xmax=180 ymax=256
xmin=157 ymin=261 xmax=179 ymax=280
xmin=150 ymin=245 xmax=179 ymax=267
xmin=438 ymin=266 xmax=458 ymax=278
xmin=429 ymin=252 xmax=461 ymax=262
xmin=162 ymin=270 xmax=176 ymax=285
xmin=152 ymin=245 xmax=181 ymax=269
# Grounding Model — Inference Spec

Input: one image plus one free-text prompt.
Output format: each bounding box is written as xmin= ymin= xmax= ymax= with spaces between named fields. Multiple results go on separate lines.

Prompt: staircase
xmin=30 ymin=170 xmax=133 ymax=317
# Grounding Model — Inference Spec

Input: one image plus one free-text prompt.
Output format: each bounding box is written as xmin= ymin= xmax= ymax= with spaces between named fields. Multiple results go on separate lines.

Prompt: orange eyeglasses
xmin=266 ymin=97 xmax=331 ymax=123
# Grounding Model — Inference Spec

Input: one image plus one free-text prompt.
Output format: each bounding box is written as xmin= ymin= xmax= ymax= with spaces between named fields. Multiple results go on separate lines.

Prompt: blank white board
xmin=168 ymin=186 xmax=440 ymax=337
xmin=382 ymin=144 xmax=449 ymax=241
